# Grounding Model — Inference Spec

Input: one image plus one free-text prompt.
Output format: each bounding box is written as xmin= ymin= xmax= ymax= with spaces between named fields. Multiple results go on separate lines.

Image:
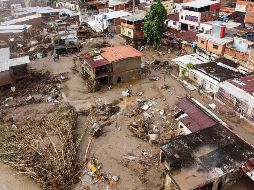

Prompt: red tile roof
xmin=176 ymin=98 xmax=217 ymax=133
xmin=101 ymin=45 xmax=144 ymax=63
xmin=228 ymin=75 xmax=254 ymax=95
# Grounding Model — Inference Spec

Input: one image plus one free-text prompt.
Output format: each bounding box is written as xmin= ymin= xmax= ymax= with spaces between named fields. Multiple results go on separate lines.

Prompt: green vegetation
xmin=143 ymin=0 xmax=167 ymax=47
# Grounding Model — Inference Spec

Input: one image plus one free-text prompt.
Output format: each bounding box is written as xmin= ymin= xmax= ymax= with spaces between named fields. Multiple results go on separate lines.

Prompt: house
xmin=188 ymin=58 xmax=251 ymax=95
xmin=53 ymin=30 xmax=80 ymax=54
xmin=108 ymin=0 xmax=130 ymax=11
xmin=0 ymin=25 xmax=32 ymax=41
xmin=166 ymin=13 xmax=181 ymax=31
xmin=174 ymin=97 xmax=218 ymax=136
xmin=56 ymin=0 xmax=79 ymax=11
xmin=0 ymin=48 xmax=30 ymax=87
xmin=88 ymin=10 xmax=131 ymax=32
xmin=79 ymin=1 xmax=109 ymax=23
xmin=82 ymin=45 xmax=143 ymax=85
xmin=224 ymin=37 xmax=254 ymax=70
xmin=121 ymin=11 xmax=145 ymax=40
xmin=197 ymin=23 xmax=233 ymax=56
xmin=160 ymin=124 xmax=254 ymax=190
xmin=216 ymin=75 xmax=254 ymax=123
xmin=179 ymin=0 xmax=220 ymax=31
xmin=161 ymin=0 xmax=174 ymax=15
xmin=174 ymin=51 xmax=252 ymax=95
xmin=198 ymin=20 xmax=241 ymax=34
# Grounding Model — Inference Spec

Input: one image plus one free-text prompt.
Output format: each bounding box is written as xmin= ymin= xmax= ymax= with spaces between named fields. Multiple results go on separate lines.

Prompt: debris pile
xmin=122 ymin=150 xmax=159 ymax=167
xmin=0 ymin=72 xmax=67 ymax=108
xmin=0 ymin=106 xmax=79 ymax=190
xmin=77 ymin=23 xmax=104 ymax=40
xmin=82 ymin=158 xmax=119 ymax=189
xmin=149 ymin=60 xmax=173 ymax=74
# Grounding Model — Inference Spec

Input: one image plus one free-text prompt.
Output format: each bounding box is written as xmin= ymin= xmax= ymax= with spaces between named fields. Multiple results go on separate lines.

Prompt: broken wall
xmin=0 ymin=70 xmax=13 ymax=87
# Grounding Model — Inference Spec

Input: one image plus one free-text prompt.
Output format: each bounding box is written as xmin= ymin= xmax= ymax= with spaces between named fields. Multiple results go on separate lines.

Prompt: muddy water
xmin=0 ymin=163 xmax=40 ymax=190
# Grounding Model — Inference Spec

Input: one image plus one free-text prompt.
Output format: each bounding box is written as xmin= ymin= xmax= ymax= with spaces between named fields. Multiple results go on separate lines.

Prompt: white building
xmin=88 ymin=10 xmax=131 ymax=32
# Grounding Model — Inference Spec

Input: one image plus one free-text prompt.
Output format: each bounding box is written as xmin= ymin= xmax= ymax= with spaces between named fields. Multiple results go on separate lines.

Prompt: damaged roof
xmin=83 ymin=54 xmax=109 ymax=68
xmin=175 ymin=97 xmax=217 ymax=133
xmin=0 ymin=48 xmax=30 ymax=72
xmin=194 ymin=58 xmax=250 ymax=82
xmin=161 ymin=124 xmax=254 ymax=190
xmin=227 ymin=75 xmax=254 ymax=95
xmin=101 ymin=45 xmax=144 ymax=63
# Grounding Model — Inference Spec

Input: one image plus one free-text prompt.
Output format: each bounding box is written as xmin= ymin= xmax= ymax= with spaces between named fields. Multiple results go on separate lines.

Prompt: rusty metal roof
xmin=228 ymin=75 xmax=254 ymax=95
xmin=83 ymin=54 xmax=109 ymax=68
xmin=176 ymin=97 xmax=217 ymax=132
xmin=101 ymin=45 xmax=144 ymax=63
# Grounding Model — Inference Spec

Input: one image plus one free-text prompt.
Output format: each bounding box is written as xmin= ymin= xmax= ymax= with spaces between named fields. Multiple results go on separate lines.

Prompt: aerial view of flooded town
xmin=0 ymin=0 xmax=254 ymax=190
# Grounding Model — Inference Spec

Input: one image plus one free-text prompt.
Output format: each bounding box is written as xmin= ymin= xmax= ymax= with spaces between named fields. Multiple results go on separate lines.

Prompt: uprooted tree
xmin=143 ymin=0 xmax=167 ymax=47
xmin=0 ymin=106 xmax=80 ymax=190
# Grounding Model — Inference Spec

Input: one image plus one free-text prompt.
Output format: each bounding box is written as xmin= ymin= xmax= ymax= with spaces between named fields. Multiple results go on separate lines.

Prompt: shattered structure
xmin=160 ymin=124 xmax=254 ymax=190
xmin=0 ymin=47 xmax=30 ymax=86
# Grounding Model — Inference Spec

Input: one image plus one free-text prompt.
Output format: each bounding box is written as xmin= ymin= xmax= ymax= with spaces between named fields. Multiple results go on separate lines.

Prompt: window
xmin=128 ymin=31 xmax=131 ymax=36
xmin=210 ymin=83 xmax=213 ymax=89
xmin=213 ymin=44 xmax=219 ymax=49
xmin=194 ymin=75 xmax=197 ymax=80
xmin=173 ymin=21 xmax=177 ymax=25
xmin=201 ymin=40 xmax=205 ymax=44
xmin=181 ymin=16 xmax=183 ymax=19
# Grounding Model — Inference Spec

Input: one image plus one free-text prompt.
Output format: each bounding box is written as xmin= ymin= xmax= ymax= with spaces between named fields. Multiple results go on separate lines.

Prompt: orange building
xmin=197 ymin=24 xmax=233 ymax=56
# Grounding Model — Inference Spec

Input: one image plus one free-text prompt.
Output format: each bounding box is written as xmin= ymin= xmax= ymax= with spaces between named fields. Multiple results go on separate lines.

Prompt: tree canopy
xmin=143 ymin=0 xmax=167 ymax=46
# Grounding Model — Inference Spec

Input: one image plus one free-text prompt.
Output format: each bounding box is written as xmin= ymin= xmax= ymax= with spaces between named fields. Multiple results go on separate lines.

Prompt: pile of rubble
xmin=81 ymin=158 xmax=119 ymax=189
xmin=78 ymin=100 xmax=120 ymax=138
xmin=122 ymin=150 xmax=159 ymax=167
xmin=77 ymin=23 xmax=104 ymax=40
xmin=148 ymin=60 xmax=173 ymax=74
xmin=0 ymin=106 xmax=79 ymax=190
xmin=0 ymin=72 xmax=68 ymax=108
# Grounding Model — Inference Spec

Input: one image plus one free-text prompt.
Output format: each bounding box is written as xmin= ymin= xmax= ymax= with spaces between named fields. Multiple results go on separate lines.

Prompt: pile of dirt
xmin=77 ymin=23 xmax=104 ymax=39
xmin=0 ymin=106 xmax=79 ymax=190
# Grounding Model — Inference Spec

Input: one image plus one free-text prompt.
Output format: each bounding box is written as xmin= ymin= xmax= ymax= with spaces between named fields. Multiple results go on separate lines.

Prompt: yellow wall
xmin=161 ymin=0 xmax=174 ymax=15
xmin=121 ymin=26 xmax=134 ymax=39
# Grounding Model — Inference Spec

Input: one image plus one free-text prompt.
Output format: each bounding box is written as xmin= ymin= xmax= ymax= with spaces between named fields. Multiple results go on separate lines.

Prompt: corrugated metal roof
xmin=228 ymin=75 xmax=254 ymax=95
xmin=182 ymin=0 xmax=218 ymax=8
xmin=176 ymin=97 xmax=217 ymax=133
xmin=101 ymin=45 xmax=144 ymax=63
xmin=0 ymin=48 xmax=30 ymax=72
xmin=1 ymin=14 xmax=41 ymax=25
xmin=83 ymin=54 xmax=109 ymax=68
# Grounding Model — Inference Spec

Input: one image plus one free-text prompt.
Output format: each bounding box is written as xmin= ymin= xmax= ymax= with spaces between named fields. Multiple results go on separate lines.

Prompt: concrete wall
xmin=189 ymin=69 xmax=220 ymax=94
xmin=167 ymin=20 xmax=181 ymax=31
xmin=197 ymin=37 xmax=208 ymax=50
xmin=121 ymin=26 xmax=134 ymax=38
xmin=112 ymin=57 xmax=141 ymax=73
xmin=207 ymin=41 xmax=225 ymax=56
xmin=111 ymin=57 xmax=141 ymax=84
xmin=179 ymin=10 xmax=201 ymax=27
